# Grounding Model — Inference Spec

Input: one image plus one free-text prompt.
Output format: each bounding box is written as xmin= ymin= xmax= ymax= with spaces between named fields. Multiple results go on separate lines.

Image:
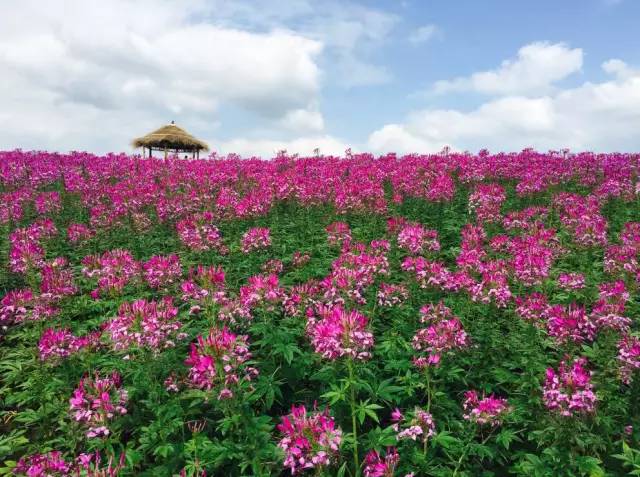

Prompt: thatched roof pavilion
xmin=132 ymin=121 xmax=209 ymax=159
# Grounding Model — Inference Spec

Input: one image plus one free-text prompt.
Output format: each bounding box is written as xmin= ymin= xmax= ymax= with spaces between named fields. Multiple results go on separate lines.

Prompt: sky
xmin=1 ymin=0 xmax=639 ymax=157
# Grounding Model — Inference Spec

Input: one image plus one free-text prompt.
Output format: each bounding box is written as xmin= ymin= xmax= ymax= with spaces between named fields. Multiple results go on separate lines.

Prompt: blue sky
xmin=1 ymin=0 xmax=639 ymax=156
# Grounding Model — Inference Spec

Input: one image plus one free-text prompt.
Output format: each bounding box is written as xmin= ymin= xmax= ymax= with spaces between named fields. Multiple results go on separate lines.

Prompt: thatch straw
xmin=132 ymin=122 xmax=209 ymax=151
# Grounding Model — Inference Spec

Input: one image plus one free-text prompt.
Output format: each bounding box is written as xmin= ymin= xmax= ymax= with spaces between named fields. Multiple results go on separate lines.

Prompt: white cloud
xmin=277 ymin=108 xmax=325 ymax=133
xmin=431 ymin=42 xmax=583 ymax=96
xmin=369 ymin=58 xmax=640 ymax=153
xmin=408 ymin=24 xmax=440 ymax=45
xmin=0 ymin=0 xmax=401 ymax=152
xmin=215 ymin=134 xmax=350 ymax=157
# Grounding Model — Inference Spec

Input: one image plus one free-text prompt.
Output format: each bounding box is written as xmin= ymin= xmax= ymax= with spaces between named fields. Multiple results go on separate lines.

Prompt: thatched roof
xmin=132 ymin=122 xmax=209 ymax=151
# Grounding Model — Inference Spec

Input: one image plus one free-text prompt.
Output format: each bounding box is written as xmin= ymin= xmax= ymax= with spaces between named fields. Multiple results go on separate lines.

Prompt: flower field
xmin=1 ymin=149 xmax=640 ymax=476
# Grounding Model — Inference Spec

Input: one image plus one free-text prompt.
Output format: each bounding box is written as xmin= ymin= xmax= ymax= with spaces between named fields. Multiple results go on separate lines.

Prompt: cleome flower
xmin=277 ymin=404 xmax=342 ymax=475
xmin=306 ymin=305 xmax=374 ymax=361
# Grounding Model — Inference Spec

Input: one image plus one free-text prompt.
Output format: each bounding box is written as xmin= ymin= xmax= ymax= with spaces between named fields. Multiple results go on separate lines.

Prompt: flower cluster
xmin=103 ymin=298 xmax=184 ymax=353
xmin=397 ymin=223 xmax=440 ymax=255
xmin=0 ymin=288 xmax=57 ymax=328
xmin=39 ymin=328 xmax=100 ymax=362
xmin=277 ymin=405 xmax=342 ymax=475
xmin=391 ymin=407 xmax=435 ymax=442
xmin=376 ymin=283 xmax=409 ymax=307
xmin=554 ymin=193 xmax=608 ymax=247
xmin=543 ymin=356 xmax=597 ymax=417
xmin=176 ymin=211 xmax=227 ymax=253
xmin=180 ymin=265 xmax=227 ymax=310
xmin=13 ymin=451 xmax=71 ymax=476
xmin=185 ymin=326 xmax=258 ymax=399
xmin=241 ymin=227 xmax=271 ymax=253
xmin=306 ymin=305 xmax=374 ymax=360
xmin=40 ymin=257 xmax=77 ymax=299
xmin=35 ymin=191 xmax=62 ymax=215
xmin=618 ymin=335 xmax=640 ymax=385
xmin=546 ymin=304 xmax=597 ymax=345
xmin=468 ymin=184 xmax=506 ymax=223
xmin=143 ymin=254 xmax=182 ymax=289
xmin=557 ymin=272 xmax=586 ymax=290
xmin=363 ymin=447 xmax=403 ymax=477
xmin=81 ymin=249 xmax=140 ymax=298
xmin=69 ymin=371 xmax=128 ymax=438
xmin=462 ymin=390 xmax=511 ymax=426
xmin=67 ymin=223 xmax=94 ymax=243
xmin=412 ymin=303 xmax=469 ymax=367
xmin=13 ymin=451 xmax=126 ymax=477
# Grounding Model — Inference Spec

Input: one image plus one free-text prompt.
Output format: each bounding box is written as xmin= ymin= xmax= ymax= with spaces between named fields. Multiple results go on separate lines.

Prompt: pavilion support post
xmin=164 ymin=147 xmax=168 ymax=160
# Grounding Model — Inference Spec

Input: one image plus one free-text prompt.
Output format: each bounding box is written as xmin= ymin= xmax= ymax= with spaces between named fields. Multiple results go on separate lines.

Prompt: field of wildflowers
xmin=1 ymin=149 xmax=640 ymax=476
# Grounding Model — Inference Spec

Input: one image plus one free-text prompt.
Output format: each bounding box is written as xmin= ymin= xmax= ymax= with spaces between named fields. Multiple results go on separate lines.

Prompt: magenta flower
xmin=392 ymin=407 xmax=435 ymax=443
xmin=176 ymin=211 xmax=227 ymax=253
xmin=618 ymin=335 xmax=640 ymax=385
xmin=185 ymin=326 xmax=258 ymax=399
xmin=306 ymin=305 xmax=374 ymax=361
xmin=543 ymin=356 xmax=597 ymax=417
xmin=69 ymin=371 xmax=128 ymax=438
xmin=277 ymin=405 xmax=342 ymax=475
xmin=39 ymin=328 xmax=100 ymax=362
xmin=462 ymin=390 xmax=511 ymax=426
xmin=103 ymin=297 xmax=184 ymax=353
xmin=376 ymin=283 xmax=409 ymax=308
xmin=412 ymin=303 xmax=468 ymax=368
xmin=363 ymin=447 xmax=400 ymax=477
xmin=397 ymin=223 xmax=440 ymax=255
xmin=40 ymin=257 xmax=77 ymax=299
xmin=81 ymin=249 xmax=140 ymax=298
xmin=241 ymin=227 xmax=271 ymax=253
xmin=143 ymin=254 xmax=182 ymax=289
xmin=67 ymin=223 xmax=94 ymax=243
xmin=13 ymin=451 xmax=72 ymax=476
xmin=557 ymin=273 xmax=586 ymax=290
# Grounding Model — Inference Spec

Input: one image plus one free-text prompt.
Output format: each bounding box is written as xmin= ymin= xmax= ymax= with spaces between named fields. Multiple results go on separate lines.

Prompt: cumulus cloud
xmin=431 ymin=42 xmax=583 ymax=96
xmin=369 ymin=57 xmax=640 ymax=153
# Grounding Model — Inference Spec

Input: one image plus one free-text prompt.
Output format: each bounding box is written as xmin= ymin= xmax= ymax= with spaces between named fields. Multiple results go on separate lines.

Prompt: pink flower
xmin=81 ymin=249 xmax=140 ymax=298
xmin=143 ymin=254 xmax=182 ymax=289
xmin=103 ymin=297 xmax=184 ymax=353
xmin=468 ymin=184 xmax=506 ymax=223
xmin=462 ymin=390 xmax=511 ymax=426
xmin=241 ymin=227 xmax=271 ymax=253
xmin=185 ymin=326 xmax=257 ymax=398
xmin=543 ymin=356 xmax=597 ymax=417
xmin=412 ymin=303 xmax=468 ymax=367
xmin=277 ymin=405 xmax=342 ymax=475
xmin=176 ymin=211 xmax=227 ymax=253
xmin=67 ymin=223 xmax=94 ymax=243
xmin=397 ymin=223 xmax=440 ymax=255
xmin=363 ymin=447 xmax=400 ymax=477
xmin=306 ymin=305 xmax=374 ymax=360
xmin=39 ymin=328 xmax=100 ymax=362
xmin=69 ymin=372 xmax=128 ymax=438
xmin=376 ymin=283 xmax=409 ymax=307
xmin=546 ymin=304 xmax=597 ymax=345
xmin=557 ymin=273 xmax=586 ymax=290
xmin=618 ymin=335 xmax=640 ymax=385
xmin=392 ymin=407 xmax=435 ymax=442
xmin=13 ymin=451 xmax=71 ymax=476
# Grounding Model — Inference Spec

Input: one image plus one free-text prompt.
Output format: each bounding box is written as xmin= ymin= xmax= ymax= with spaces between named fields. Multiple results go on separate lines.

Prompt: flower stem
xmin=347 ymin=358 xmax=360 ymax=477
